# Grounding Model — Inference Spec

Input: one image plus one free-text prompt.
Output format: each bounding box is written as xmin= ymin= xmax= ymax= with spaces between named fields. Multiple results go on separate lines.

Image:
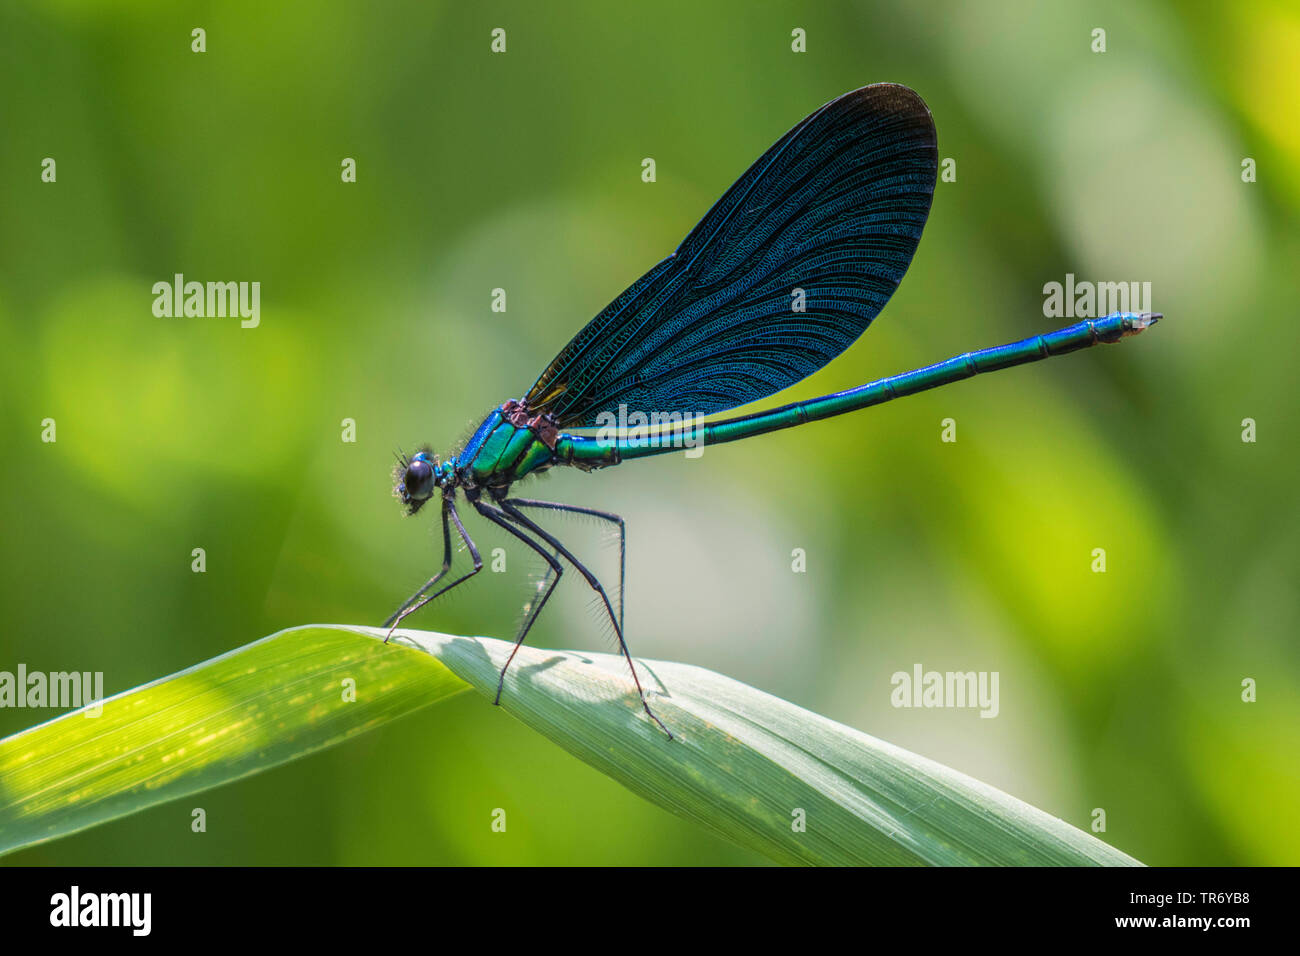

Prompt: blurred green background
xmin=2 ymin=0 xmax=1297 ymax=865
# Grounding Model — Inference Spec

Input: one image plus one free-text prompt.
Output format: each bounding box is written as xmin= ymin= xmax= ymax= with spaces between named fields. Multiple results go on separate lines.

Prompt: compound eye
xmin=405 ymin=459 xmax=434 ymax=498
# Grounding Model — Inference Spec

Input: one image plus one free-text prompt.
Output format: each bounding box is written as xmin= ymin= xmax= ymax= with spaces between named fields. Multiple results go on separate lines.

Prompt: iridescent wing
xmin=525 ymin=83 xmax=937 ymax=427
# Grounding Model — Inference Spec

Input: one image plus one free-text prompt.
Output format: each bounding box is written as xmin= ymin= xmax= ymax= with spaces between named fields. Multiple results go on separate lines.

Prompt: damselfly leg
xmin=472 ymin=501 xmax=564 ymax=704
xmin=384 ymin=496 xmax=481 ymax=638
xmin=383 ymin=497 xmax=455 ymax=629
xmin=495 ymin=496 xmax=670 ymax=738
xmin=504 ymin=498 xmax=626 ymax=636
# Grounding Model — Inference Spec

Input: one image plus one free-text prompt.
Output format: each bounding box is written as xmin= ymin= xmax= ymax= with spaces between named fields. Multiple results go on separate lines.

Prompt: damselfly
xmin=385 ymin=84 xmax=1160 ymax=738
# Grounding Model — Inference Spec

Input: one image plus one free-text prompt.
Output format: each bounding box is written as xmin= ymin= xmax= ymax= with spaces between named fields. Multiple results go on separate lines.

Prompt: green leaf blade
xmin=0 ymin=624 xmax=1141 ymax=866
xmin=0 ymin=628 xmax=467 ymax=855
xmin=383 ymin=625 xmax=1141 ymax=866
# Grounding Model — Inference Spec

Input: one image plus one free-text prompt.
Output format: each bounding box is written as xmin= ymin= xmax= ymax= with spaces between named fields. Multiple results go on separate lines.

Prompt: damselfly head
xmin=393 ymin=447 xmax=438 ymax=515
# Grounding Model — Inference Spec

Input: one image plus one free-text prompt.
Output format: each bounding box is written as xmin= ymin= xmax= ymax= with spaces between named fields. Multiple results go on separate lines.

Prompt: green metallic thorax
xmin=457 ymin=408 xmax=559 ymax=488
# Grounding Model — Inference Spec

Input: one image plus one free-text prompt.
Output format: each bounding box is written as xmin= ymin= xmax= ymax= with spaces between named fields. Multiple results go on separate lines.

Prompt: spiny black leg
xmin=495 ymin=497 xmax=671 ymax=739
xmin=504 ymin=498 xmax=626 ymax=637
xmin=496 ymin=498 xmax=622 ymax=638
xmin=499 ymin=549 xmax=561 ymax=705
xmin=383 ymin=497 xmax=455 ymax=630
xmin=473 ymin=500 xmax=565 ymax=704
xmin=385 ymin=496 xmax=482 ymax=639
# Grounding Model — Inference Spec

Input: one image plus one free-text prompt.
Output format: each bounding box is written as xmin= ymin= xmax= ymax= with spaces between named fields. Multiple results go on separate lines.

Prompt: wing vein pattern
xmin=525 ymin=83 xmax=938 ymax=427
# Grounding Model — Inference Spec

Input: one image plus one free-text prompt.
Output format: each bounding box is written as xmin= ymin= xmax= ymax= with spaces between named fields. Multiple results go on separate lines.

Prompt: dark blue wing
xmin=525 ymin=83 xmax=938 ymax=427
